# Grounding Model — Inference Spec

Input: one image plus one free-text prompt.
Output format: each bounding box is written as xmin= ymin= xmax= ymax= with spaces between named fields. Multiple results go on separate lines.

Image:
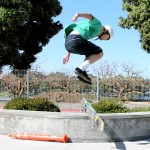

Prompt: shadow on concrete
xmin=103 ymin=120 xmax=127 ymax=150
xmin=137 ymin=139 xmax=150 ymax=145
xmin=114 ymin=141 xmax=126 ymax=150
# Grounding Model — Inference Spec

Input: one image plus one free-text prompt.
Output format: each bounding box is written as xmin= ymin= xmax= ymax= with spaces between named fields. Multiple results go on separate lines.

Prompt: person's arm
xmin=72 ymin=13 xmax=93 ymax=22
xmin=63 ymin=52 xmax=70 ymax=64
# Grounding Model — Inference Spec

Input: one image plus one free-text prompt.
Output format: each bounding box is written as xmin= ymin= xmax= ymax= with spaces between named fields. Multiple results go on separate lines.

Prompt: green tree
xmin=0 ymin=0 xmax=63 ymax=69
xmin=119 ymin=0 xmax=150 ymax=53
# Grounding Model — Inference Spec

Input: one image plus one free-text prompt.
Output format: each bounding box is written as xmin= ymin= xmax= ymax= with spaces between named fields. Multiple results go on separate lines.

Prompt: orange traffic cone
xmin=9 ymin=133 xmax=68 ymax=143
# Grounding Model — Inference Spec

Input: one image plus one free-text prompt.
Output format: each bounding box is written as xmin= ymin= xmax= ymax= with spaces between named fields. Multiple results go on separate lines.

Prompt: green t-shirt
xmin=64 ymin=17 xmax=102 ymax=40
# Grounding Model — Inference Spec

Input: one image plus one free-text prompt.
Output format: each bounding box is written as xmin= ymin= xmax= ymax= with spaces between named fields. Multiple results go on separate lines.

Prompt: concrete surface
xmin=0 ymin=135 xmax=150 ymax=150
xmin=0 ymin=109 xmax=150 ymax=142
xmin=0 ymin=109 xmax=109 ymax=142
xmin=100 ymin=112 xmax=150 ymax=141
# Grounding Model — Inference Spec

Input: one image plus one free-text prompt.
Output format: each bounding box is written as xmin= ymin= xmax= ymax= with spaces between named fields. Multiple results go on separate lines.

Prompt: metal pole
xmin=96 ymin=73 xmax=99 ymax=101
xmin=26 ymin=70 xmax=29 ymax=97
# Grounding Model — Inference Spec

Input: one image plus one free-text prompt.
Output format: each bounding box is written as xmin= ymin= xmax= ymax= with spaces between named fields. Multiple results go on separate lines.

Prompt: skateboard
xmin=81 ymin=97 xmax=104 ymax=130
xmin=77 ymin=76 xmax=92 ymax=86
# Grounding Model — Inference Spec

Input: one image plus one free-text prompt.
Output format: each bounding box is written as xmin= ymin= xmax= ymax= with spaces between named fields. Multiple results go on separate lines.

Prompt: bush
xmin=4 ymin=97 xmax=60 ymax=112
xmin=92 ymin=98 xmax=130 ymax=113
xmin=130 ymin=107 xmax=150 ymax=112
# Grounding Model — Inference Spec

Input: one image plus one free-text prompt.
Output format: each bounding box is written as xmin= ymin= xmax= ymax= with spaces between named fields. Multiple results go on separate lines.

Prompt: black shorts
xmin=65 ymin=34 xmax=103 ymax=57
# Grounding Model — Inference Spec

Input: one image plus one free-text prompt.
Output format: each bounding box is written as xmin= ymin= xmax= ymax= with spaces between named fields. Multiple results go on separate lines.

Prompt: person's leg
xmin=78 ymin=60 xmax=90 ymax=71
xmin=78 ymin=40 xmax=103 ymax=70
xmin=78 ymin=51 xmax=103 ymax=71
xmin=65 ymin=35 xmax=92 ymax=82
xmin=75 ymin=39 xmax=103 ymax=82
xmin=85 ymin=52 xmax=103 ymax=64
xmin=65 ymin=35 xmax=103 ymax=82
xmin=75 ymin=52 xmax=103 ymax=82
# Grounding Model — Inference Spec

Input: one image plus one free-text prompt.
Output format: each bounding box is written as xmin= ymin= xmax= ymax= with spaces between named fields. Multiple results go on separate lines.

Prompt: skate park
xmin=0 ymin=101 xmax=150 ymax=143
xmin=1 ymin=0 xmax=150 ymax=149
xmin=0 ymin=102 xmax=150 ymax=150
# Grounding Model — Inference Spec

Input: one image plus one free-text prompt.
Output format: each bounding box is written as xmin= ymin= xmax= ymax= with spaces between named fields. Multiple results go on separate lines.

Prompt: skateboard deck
xmin=81 ymin=98 xmax=104 ymax=131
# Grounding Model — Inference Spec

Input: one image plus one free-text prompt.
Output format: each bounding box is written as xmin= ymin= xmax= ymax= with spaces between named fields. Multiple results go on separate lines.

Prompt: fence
xmin=0 ymin=69 xmax=150 ymax=104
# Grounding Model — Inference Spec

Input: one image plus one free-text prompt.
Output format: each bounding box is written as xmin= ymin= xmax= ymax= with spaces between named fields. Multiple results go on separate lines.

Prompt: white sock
xmin=78 ymin=60 xmax=90 ymax=71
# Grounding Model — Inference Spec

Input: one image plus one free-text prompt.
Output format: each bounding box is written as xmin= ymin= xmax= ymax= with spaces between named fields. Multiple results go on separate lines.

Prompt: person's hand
xmin=63 ymin=52 xmax=70 ymax=64
xmin=71 ymin=13 xmax=79 ymax=22
xmin=63 ymin=56 xmax=69 ymax=64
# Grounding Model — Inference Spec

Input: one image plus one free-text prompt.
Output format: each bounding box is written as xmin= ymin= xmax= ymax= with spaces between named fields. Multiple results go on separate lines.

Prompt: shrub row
xmin=4 ymin=97 xmax=60 ymax=112
xmin=4 ymin=97 xmax=150 ymax=113
xmin=92 ymin=98 xmax=130 ymax=113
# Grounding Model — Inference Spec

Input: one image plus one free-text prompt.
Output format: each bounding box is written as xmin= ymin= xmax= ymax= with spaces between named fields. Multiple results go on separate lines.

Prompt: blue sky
xmin=34 ymin=0 xmax=150 ymax=78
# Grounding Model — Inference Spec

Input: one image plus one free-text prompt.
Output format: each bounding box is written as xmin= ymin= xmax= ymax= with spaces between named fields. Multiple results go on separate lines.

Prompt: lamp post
xmin=96 ymin=73 xmax=100 ymax=102
xmin=26 ymin=70 xmax=29 ymax=97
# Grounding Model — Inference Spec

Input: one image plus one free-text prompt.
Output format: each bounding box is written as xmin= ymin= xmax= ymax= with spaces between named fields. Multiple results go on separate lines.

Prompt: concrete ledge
xmin=0 ymin=110 xmax=107 ymax=142
xmin=100 ymin=112 xmax=150 ymax=118
xmin=100 ymin=112 xmax=150 ymax=142
xmin=0 ymin=110 xmax=150 ymax=142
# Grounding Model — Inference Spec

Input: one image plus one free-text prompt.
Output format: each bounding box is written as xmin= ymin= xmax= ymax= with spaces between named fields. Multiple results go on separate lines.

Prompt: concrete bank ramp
xmin=0 ymin=110 xmax=150 ymax=142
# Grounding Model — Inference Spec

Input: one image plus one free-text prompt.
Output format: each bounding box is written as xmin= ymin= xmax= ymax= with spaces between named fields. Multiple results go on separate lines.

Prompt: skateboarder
xmin=63 ymin=13 xmax=113 ymax=85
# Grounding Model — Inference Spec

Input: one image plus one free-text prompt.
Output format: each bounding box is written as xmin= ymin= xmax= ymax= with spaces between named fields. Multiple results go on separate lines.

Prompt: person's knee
xmin=97 ymin=52 xmax=104 ymax=59
xmin=85 ymin=52 xmax=104 ymax=64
